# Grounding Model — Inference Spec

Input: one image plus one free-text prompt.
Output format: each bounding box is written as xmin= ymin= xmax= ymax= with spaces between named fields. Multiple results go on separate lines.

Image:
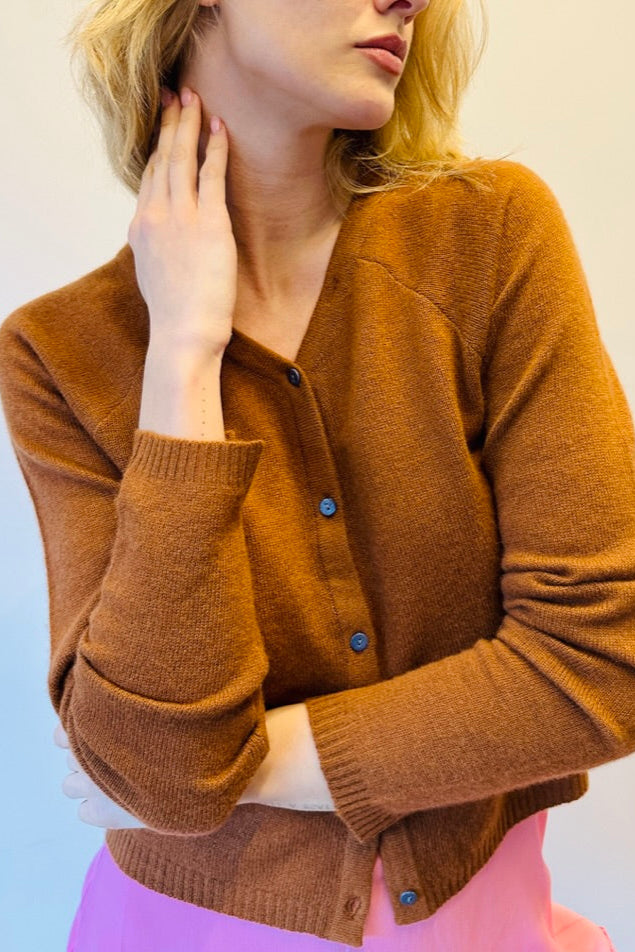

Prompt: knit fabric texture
xmin=1 ymin=159 xmax=634 ymax=947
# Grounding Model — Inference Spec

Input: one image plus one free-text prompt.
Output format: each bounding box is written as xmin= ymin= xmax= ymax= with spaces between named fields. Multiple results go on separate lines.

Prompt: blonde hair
xmin=64 ymin=0 xmax=517 ymax=215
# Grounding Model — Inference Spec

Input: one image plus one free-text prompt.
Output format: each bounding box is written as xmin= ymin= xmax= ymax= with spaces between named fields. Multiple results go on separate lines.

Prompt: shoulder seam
xmin=356 ymin=255 xmax=484 ymax=362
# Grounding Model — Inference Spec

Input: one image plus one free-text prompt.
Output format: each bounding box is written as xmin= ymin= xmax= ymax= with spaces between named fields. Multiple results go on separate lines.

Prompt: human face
xmin=194 ymin=0 xmax=431 ymax=133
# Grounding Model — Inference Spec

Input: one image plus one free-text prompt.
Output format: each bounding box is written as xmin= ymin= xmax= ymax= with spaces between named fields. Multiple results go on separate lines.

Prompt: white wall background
xmin=1 ymin=0 xmax=633 ymax=949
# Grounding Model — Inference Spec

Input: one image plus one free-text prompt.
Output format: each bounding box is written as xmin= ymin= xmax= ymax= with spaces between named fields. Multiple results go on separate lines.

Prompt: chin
xmin=337 ymin=98 xmax=395 ymax=132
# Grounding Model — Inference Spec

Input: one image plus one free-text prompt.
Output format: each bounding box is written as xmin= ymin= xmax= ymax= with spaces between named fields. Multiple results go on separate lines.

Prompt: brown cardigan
xmin=1 ymin=160 xmax=634 ymax=947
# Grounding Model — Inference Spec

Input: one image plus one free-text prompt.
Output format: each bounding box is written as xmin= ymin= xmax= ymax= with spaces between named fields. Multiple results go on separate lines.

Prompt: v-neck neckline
xmin=225 ymin=193 xmax=365 ymax=374
xmin=116 ymin=190 xmax=371 ymax=378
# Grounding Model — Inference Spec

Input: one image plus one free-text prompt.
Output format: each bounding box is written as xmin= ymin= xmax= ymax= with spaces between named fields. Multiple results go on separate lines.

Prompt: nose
xmin=377 ymin=0 xmax=430 ymax=23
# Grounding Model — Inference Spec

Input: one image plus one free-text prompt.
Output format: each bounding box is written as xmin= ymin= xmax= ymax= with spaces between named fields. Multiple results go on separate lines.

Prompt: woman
xmin=0 ymin=0 xmax=632 ymax=946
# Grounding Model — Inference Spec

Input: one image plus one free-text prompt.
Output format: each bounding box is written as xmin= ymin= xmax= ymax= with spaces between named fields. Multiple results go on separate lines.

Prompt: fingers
xmin=133 ymin=84 xmax=226 ymax=232
xmin=135 ymin=109 xmax=161 ymax=212
xmin=53 ymin=721 xmax=70 ymax=748
xmin=146 ymin=87 xmax=181 ymax=206
xmin=62 ymin=762 xmax=100 ymax=800
xmin=56 ymin=733 xmax=149 ymax=830
xmin=66 ymin=749 xmax=81 ymax=772
xmin=133 ymin=87 xmax=180 ymax=229
xmin=134 ymin=86 xmax=180 ymax=214
xmin=78 ymin=795 xmax=147 ymax=830
xmin=198 ymin=113 xmax=228 ymax=212
xmin=144 ymin=85 xmax=203 ymax=209
xmin=168 ymin=87 xmax=203 ymax=208
xmin=62 ymin=767 xmax=147 ymax=829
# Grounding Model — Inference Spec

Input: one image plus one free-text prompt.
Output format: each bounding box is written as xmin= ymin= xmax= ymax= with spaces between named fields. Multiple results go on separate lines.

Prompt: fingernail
xmin=181 ymin=87 xmax=193 ymax=106
xmin=160 ymin=86 xmax=173 ymax=108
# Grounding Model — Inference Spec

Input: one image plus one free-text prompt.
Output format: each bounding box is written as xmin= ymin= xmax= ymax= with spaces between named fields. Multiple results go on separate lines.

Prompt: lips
xmin=355 ymin=34 xmax=407 ymax=62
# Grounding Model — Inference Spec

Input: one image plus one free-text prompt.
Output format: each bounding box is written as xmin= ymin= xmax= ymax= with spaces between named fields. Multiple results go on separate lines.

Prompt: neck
xmin=181 ymin=68 xmax=348 ymax=302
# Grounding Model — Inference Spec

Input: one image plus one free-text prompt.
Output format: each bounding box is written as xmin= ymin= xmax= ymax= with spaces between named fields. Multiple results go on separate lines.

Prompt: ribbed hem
xmin=106 ymin=832 xmax=352 ymax=942
xmin=305 ymin=693 xmax=400 ymax=845
xmin=104 ymin=772 xmax=590 ymax=947
xmin=127 ymin=428 xmax=265 ymax=485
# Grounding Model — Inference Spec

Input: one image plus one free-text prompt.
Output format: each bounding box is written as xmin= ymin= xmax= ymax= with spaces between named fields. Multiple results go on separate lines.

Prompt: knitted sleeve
xmin=304 ymin=166 xmax=635 ymax=846
xmin=0 ymin=324 xmax=270 ymax=836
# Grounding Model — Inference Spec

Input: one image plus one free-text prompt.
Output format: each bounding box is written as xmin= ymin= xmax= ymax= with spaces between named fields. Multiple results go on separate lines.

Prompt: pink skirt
xmin=67 ymin=809 xmax=617 ymax=951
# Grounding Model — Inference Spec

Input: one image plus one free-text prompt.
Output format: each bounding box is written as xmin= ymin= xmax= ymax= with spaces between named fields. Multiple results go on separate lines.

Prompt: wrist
xmin=139 ymin=343 xmax=227 ymax=440
xmin=145 ymin=335 xmax=226 ymax=373
xmin=237 ymin=704 xmax=335 ymax=812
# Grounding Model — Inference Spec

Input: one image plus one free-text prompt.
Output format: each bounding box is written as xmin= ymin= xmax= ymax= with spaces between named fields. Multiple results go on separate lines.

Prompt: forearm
xmin=59 ymin=702 xmax=335 ymax=830
xmin=140 ymin=349 xmax=333 ymax=813
xmin=239 ymin=703 xmax=335 ymax=811
xmin=138 ymin=341 xmax=227 ymax=441
xmin=139 ymin=347 xmax=332 ymax=814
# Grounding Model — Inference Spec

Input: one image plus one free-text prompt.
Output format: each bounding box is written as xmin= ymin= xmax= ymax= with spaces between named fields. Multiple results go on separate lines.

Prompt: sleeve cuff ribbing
xmin=305 ymin=693 xmax=404 ymax=845
xmin=127 ymin=428 xmax=265 ymax=486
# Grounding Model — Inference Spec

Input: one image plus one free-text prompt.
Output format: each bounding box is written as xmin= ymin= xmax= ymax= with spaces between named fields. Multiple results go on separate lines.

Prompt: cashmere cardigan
xmin=1 ymin=159 xmax=634 ymax=948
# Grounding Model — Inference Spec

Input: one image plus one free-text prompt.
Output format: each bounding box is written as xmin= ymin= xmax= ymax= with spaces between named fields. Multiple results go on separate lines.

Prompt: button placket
xmin=284 ymin=360 xmax=380 ymax=681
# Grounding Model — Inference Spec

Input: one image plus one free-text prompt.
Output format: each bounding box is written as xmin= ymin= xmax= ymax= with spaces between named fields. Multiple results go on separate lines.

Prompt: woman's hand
xmin=54 ymin=722 xmax=147 ymax=830
xmin=127 ymin=85 xmax=237 ymax=357
xmin=55 ymin=704 xmax=335 ymax=829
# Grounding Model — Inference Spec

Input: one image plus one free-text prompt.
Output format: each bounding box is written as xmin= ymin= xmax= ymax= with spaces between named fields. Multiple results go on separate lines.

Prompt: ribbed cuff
xmin=304 ymin=693 xmax=400 ymax=845
xmin=127 ymin=428 xmax=265 ymax=486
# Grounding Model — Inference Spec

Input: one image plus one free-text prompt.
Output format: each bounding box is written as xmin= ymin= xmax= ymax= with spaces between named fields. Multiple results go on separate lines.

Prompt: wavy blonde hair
xmin=64 ymin=0 xmax=517 ymax=215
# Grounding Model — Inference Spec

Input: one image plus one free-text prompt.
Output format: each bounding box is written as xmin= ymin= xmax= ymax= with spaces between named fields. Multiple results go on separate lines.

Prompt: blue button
xmin=350 ymin=632 xmax=368 ymax=652
xmin=287 ymin=367 xmax=301 ymax=387
xmin=319 ymin=497 xmax=337 ymax=516
xmin=399 ymin=890 xmax=418 ymax=906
